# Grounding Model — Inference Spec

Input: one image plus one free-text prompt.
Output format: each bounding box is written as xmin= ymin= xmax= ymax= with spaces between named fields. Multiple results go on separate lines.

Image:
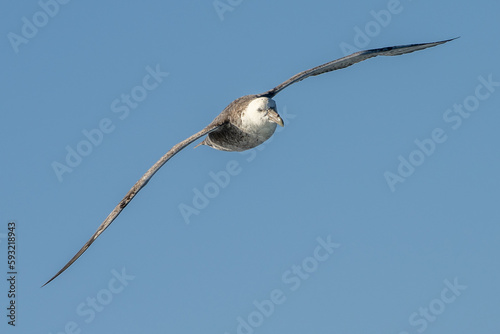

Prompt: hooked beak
xmin=267 ymin=108 xmax=284 ymax=127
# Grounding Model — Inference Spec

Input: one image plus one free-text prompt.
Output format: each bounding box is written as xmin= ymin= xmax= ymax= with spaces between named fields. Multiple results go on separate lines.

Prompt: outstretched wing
xmin=43 ymin=122 xmax=225 ymax=287
xmin=258 ymin=38 xmax=457 ymax=98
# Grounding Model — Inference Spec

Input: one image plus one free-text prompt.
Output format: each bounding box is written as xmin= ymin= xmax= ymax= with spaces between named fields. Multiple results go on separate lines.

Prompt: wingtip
xmin=41 ymin=270 xmax=63 ymax=287
xmin=441 ymin=36 xmax=460 ymax=44
xmin=41 ymin=277 xmax=54 ymax=288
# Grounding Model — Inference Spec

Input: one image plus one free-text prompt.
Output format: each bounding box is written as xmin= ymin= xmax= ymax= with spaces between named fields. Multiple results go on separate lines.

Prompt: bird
xmin=43 ymin=37 xmax=456 ymax=286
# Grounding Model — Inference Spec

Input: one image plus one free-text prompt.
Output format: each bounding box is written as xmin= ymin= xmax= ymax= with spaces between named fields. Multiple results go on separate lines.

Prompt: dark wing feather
xmin=258 ymin=38 xmax=457 ymax=98
xmin=42 ymin=122 xmax=224 ymax=287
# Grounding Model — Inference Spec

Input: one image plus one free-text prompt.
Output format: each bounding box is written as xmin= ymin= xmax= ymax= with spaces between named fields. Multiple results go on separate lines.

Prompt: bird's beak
xmin=267 ymin=108 xmax=284 ymax=127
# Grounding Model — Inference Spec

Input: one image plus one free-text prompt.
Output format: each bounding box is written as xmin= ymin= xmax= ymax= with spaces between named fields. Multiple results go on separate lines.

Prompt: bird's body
xmin=43 ymin=38 xmax=457 ymax=286
xmin=199 ymin=96 xmax=282 ymax=151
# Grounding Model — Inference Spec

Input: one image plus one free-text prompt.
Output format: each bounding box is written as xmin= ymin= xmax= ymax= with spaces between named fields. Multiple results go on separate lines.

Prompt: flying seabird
xmin=43 ymin=38 xmax=456 ymax=286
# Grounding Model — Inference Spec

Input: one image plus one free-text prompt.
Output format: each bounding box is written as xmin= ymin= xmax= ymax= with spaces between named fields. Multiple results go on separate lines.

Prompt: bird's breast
xmin=205 ymin=122 xmax=277 ymax=152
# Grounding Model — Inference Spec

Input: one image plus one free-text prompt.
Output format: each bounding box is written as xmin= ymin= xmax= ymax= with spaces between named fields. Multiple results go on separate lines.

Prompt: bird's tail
xmin=193 ymin=140 xmax=206 ymax=149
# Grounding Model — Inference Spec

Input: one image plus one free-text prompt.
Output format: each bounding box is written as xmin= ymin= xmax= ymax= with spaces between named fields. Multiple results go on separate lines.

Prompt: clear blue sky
xmin=1 ymin=1 xmax=499 ymax=333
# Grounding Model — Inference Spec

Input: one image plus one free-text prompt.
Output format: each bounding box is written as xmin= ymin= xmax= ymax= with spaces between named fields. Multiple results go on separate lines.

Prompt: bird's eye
xmin=257 ymin=108 xmax=264 ymax=112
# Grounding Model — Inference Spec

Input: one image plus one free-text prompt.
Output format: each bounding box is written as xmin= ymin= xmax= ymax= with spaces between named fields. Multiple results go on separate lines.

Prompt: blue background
xmin=1 ymin=1 xmax=499 ymax=333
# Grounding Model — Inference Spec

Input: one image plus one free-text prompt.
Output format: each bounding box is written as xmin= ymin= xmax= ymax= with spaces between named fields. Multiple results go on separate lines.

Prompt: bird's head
xmin=242 ymin=97 xmax=284 ymax=129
